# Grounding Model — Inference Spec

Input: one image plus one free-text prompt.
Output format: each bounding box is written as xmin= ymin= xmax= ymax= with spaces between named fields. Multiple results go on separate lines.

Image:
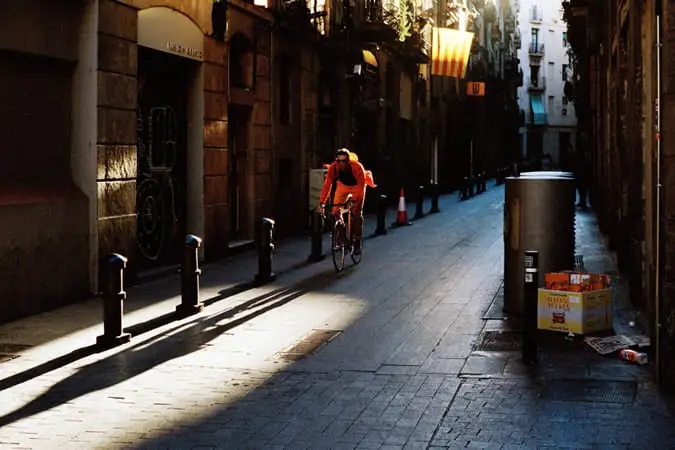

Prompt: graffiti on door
xmin=136 ymin=105 xmax=183 ymax=263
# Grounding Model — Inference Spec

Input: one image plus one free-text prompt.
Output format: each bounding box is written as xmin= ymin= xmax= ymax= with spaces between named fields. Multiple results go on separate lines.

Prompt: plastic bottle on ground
xmin=618 ymin=349 xmax=648 ymax=365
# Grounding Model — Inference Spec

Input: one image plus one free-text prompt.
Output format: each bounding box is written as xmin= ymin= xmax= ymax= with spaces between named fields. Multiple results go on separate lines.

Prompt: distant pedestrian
xmin=569 ymin=144 xmax=589 ymax=207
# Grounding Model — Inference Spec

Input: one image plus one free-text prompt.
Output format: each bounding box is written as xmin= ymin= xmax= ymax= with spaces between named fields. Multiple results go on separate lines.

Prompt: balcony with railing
xmin=275 ymin=0 xmax=335 ymax=37
xmin=527 ymin=75 xmax=546 ymax=92
xmin=357 ymin=0 xmax=401 ymax=42
xmin=528 ymin=42 xmax=544 ymax=56
xmin=530 ymin=5 xmax=542 ymax=23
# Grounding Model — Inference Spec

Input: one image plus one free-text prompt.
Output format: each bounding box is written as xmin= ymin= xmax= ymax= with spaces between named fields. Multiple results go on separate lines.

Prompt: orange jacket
xmin=319 ymin=155 xmax=376 ymax=204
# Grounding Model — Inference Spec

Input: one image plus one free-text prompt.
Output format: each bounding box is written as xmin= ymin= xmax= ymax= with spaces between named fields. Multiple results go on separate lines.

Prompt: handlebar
xmin=320 ymin=195 xmax=354 ymax=218
xmin=321 ymin=194 xmax=354 ymax=209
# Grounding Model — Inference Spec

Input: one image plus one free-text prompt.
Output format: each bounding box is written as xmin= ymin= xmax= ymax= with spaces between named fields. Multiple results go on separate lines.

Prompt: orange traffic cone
xmin=394 ymin=188 xmax=410 ymax=226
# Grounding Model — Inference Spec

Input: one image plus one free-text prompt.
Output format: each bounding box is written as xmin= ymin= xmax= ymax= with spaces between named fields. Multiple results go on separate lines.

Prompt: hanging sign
xmin=467 ymin=81 xmax=486 ymax=96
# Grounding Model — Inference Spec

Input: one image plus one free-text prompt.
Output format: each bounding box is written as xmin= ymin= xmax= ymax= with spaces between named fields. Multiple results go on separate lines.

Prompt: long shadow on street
xmin=0 ymin=268 xmax=339 ymax=429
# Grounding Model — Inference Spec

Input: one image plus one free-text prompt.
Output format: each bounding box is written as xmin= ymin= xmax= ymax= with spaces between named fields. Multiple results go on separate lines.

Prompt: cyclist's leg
xmin=350 ymin=186 xmax=366 ymax=252
xmin=332 ymin=182 xmax=349 ymax=218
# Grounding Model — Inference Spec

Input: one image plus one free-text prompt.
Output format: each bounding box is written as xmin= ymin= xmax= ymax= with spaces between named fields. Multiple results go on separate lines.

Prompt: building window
xmin=530 ymin=65 xmax=540 ymax=86
xmin=531 ymin=28 xmax=539 ymax=46
xmin=562 ymin=31 xmax=568 ymax=47
xmin=562 ymin=64 xmax=568 ymax=81
xmin=547 ymin=61 xmax=554 ymax=79
xmin=279 ymin=57 xmax=291 ymax=125
xmin=562 ymin=95 xmax=568 ymax=115
xmin=547 ymin=95 xmax=554 ymax=113
xmin=229 ymin=33 xmax=254 ymax=89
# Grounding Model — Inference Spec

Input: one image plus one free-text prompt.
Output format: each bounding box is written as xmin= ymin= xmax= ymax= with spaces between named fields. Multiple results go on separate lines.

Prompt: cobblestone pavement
xmin=0 ymin=184 xmax=674 ymax=449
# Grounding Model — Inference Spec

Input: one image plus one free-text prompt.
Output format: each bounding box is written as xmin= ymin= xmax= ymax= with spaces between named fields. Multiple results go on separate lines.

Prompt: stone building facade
xmin=97 ymin=0 xmax=274 ymax=270
xmin=0 ymin=1 xmax=91 ymax=323
xmin=0 ymin=0 xmax=275 ymax=323
xmin=0 ymin=0 xmax=516 ymax=324
xmin=565 ymin=0 xmax=675 ymax=392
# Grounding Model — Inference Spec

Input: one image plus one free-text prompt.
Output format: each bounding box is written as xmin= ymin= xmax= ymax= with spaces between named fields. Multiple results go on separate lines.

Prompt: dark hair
xmin=335 ymin=148 xmax=349 ymax=158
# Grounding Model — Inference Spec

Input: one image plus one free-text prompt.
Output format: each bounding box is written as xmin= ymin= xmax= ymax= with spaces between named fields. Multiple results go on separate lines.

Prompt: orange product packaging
xmin=544 ymin=272 xmax=611 ymax=292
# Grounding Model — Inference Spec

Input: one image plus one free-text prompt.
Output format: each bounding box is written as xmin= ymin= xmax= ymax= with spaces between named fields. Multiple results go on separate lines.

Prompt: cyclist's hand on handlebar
xmin=318 ymin=204 xmax=326 ymax=215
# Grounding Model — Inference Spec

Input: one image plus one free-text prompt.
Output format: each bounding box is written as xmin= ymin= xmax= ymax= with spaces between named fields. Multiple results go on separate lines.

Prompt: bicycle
xmin=321 ymin=194 xmax=362 ymax=272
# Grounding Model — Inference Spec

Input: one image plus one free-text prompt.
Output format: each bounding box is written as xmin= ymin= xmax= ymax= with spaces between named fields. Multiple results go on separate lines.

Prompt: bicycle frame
xmin=323 ymin=196 xmax=355 ymax=243
xmin=321 ymin=194 xmax=361 ymax=271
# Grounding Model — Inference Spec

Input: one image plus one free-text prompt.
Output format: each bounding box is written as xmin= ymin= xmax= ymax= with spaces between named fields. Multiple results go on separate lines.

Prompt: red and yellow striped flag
xmin=431 ymin=27 xmax=474 ymax=78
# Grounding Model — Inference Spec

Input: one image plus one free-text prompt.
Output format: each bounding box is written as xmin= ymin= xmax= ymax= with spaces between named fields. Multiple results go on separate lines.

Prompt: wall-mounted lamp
xmin=212 ymin=0 xmax=227 ymax=41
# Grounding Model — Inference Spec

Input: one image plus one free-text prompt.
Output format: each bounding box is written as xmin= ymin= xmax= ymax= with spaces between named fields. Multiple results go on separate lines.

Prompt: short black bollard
xmin=375 ymin=194 xmax=388 ymax=235
xmin=96 ymin=253 xmax=131 ymax=349
xmin=176 ymin=235 xmax=204 ymax=317
xmin=481 ymin=172 xmax=487 ymax=193
xmin=522 ymin=250 xmax=539 ymax=364
xmin=255 ymin=217 xmax=276 ymax=284
xmin=414 ymin=185 xmax=424 ymax=220
xmin=429 ymin=183 xmax=440 ymax=214
xmin=308 ymin=210 xmax=325 ymax=262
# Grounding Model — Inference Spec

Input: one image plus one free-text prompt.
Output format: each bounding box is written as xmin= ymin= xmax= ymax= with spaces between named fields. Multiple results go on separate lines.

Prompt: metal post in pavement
xmin=414 ymin=185 xmax=425 ymax=220
xmin=308 ymin=210 xmax=325 ymax=262
xmin=176 ymin=235 xmax=204 ymax=317
xmin=96 ymin=253 xmax=131 ymax=349
xmin=523 ymin=250 xmax=539 ymax=363
xmin=375 ymin=194 xmax=388 ymax=235
xmin=255 ymin=218 xmax=276 ymax=284
xmin=429 ymin=182 xmax=440 ymax=214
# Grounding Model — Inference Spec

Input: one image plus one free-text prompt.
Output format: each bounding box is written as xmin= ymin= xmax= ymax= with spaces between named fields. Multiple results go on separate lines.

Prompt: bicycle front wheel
xmin=332 ymin=222 xmax=346 ymax=272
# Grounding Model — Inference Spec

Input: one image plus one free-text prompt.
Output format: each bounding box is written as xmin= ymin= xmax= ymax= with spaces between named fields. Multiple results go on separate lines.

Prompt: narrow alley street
xmin=0 ymin=186 xmax=674 ymax=449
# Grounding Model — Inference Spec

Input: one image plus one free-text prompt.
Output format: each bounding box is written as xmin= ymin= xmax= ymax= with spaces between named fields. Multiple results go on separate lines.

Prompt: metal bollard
xmin=481 ymin=172 xmax=487 ymax=193
xmin=307 ymin=210 xmax=325 ymax=262
xmin=414 ymin=185 xmax=424 ymax=220
xmin=176 ymin=235 xmax=204 ymax=317
xmin=522 ymin=250 xmax=539 ymax=364
xmin=429 ymin=183 xmax=440 ymax=214
xmin=375 ymin=194 xmax=388 ymax=235
xmin=255 ymin=217 xmax=276 ymax=284
xmin=96 ymin=253 xmax=131 ymax=349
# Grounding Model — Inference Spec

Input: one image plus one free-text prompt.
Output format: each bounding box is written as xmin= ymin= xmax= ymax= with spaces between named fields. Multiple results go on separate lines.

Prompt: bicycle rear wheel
xmin=332 ymin=222 xmax=346 ymax=272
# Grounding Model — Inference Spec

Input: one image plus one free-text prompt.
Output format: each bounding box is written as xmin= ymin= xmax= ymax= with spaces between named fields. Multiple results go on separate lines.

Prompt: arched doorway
xmin=135 ymin=7 xmax=205 ymax=267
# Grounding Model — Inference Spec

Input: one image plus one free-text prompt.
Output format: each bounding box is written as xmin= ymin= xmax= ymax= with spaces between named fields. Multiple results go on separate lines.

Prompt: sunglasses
xmin=336 ymin=158 xmax=348 ymax=163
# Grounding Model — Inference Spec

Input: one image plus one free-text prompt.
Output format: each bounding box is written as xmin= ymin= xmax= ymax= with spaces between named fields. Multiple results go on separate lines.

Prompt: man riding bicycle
xmin=318 ymin=148 xmax=376 ymax=255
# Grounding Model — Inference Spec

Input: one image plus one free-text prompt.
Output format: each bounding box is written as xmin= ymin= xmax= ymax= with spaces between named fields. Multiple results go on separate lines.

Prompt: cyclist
xmin=319 ymin=148 xmax=376 ymax=255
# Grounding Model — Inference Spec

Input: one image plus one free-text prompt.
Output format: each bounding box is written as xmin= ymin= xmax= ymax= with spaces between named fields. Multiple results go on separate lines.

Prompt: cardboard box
xmin=537 ymin=288 xmax=613 ymax=334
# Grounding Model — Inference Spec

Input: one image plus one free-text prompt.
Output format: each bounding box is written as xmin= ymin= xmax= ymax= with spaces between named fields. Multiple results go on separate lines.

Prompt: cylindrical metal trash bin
xmin=519 ymin=171 xmax=574 ymax=179
xmin=503 ymin=175 xmax=576 ymax=314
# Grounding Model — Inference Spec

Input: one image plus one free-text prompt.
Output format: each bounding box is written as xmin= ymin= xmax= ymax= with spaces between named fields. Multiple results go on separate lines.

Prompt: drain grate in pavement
xmin=276 ymin=330 xmax=342 ymax=361
xmin=482 ymin=281 xmax=506 ymax=320
xmin=473 ymin=330 xmax=522 ymax=351
xmin=541 ymin=379 xmax=637 ymax=403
